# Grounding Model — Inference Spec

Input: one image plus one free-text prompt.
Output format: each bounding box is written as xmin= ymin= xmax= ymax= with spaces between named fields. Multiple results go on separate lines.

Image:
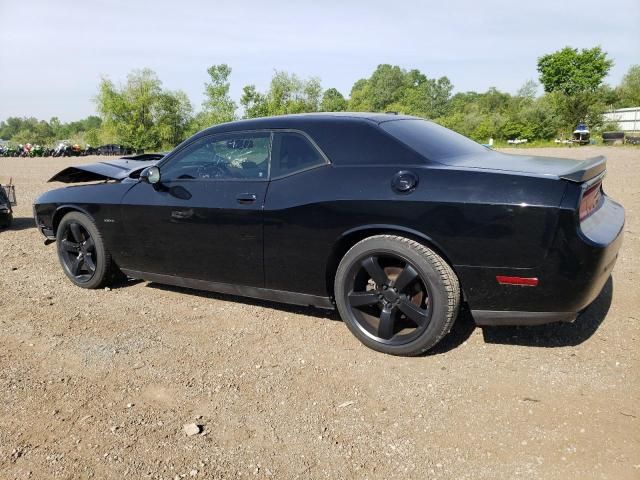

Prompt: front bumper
xmin=33 ymin=202 xmax=56 ymax=240
xmin=39 ymin=225 xmax=55 ymax=237
xmin=40 ymin=226 xmax=56 ymax=243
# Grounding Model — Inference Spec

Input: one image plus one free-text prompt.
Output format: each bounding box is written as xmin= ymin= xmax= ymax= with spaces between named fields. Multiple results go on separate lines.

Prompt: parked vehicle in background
xmin=0 ymin=179 xmax=16 ymax=228
xmin=82 ymin=145 xmax=98 ymax=156
xmin=28 ymin=145 xmax=45 ymax=157
xmin=97 ymin=144 xmax=133 ymax=156
xmin=7 ymin=146 xmax=20 ymax=157
xmin=602 ymin=131 xmax=625 ymax=145
xmin=52 ymin=141 xmax=70 ymax=157
xmin=572 ymin=123 xmax=591 ymax=145
xmin=0 ymin=142 xmax=122 ymax=158
xmin=19 ymin=144 xmax=32 ymax=157
xmin=33 ymin=113 xmax=625 ymax=355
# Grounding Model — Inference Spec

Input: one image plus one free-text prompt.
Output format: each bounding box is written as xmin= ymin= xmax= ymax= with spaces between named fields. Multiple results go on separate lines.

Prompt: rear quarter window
xmin=305 ymin=121 xmax=425 ymax=166
xmin=271 ymin=132 xmax=326 ymax=178
xmin=380 ymin=119 xmax=489 ymax=161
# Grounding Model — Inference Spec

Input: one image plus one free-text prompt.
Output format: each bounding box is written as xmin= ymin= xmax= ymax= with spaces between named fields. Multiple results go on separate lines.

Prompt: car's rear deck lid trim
xmin=559 ymin=155 xmax=606 ymax=183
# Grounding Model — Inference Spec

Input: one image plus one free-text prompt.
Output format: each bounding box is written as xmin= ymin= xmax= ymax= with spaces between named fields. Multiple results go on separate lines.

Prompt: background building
xmin=603 ymin=107 xmax=640 ymax=132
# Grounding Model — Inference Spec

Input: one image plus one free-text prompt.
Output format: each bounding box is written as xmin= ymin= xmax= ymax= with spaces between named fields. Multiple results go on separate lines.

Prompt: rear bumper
xmin=472 ymin=310 xmax=577 ymax=326
xmin=460 ymin=195 xmax=624 ymax=322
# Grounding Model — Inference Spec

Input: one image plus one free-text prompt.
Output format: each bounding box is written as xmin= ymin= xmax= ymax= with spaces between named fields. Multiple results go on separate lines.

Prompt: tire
xmin=56 ymin=211 xmax=121 ymax=289
xmin=0 ymin=212 xmax=11 ymax=229
xmin=334 ymin=235 xmax=460 ymax=356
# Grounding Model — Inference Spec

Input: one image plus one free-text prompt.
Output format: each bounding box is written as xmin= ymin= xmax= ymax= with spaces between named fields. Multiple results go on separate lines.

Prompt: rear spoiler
xmin=560 ymin=156 xmax=606 ymax=183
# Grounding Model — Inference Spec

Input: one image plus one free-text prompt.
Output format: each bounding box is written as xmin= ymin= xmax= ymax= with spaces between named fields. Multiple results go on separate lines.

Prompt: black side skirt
xmin=121 ymin=269 xmax=335 ymax=310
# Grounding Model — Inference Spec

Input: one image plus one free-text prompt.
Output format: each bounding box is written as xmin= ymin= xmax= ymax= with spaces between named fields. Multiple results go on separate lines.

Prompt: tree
xmin=156 ymin=90 xmax=193 ymax=148
xmin=199 ymin=64 xmax=236 ymax=128
xmin=95 ymin=68 xmax=193 ymax=151
xmin=49 ymin=117 xmax=62 ymax=138
xmin=617 ymin=65 xmax=640 ymax=107
xmin=347 ymin=79 xmax=373 ymax=111
xmin=516 ymin=80 xmax=538 ymax=101
xmin=393 ymin=74 xmax=452 ymax=118
xmin=537 ymin=46 xmax=613 ymax=129
xmin=537 ymin=46 xmax=613 ymax=96
xmin=240 ymin=71 xmax=322 ymax=118
xmin=365 ymin=64 xmax=406 ymax=110
xmin=515 ymin=95 xmax=562 ymax=140
xmin=84 ymin=128 xmax=101 ymax=146
xmin=0 ymin=117 xmax=38 ymax=141
xmin=268 ymin=71 xmax=321 ymax=115
xmin=348 ymin=64 xmax=405 ymax=112
xmin=0 ymin=115 xmax=105 ymax=145
xmin=320 ymin=88 xmax=347 ymax=112
xmin=240 ymin=85 xmax=270 ymax=119
xmin=95 ymin=69 xmax=160 ymax=150
xmin=347 ymin=65 xmax=452 ymax=118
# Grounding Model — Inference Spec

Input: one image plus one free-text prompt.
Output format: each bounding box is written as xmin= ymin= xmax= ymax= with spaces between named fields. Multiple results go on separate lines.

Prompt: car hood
xmin=441 ymin=151 xmax=605 ymax=182
xmin=48 ymin=157 xmax=162 ymax=183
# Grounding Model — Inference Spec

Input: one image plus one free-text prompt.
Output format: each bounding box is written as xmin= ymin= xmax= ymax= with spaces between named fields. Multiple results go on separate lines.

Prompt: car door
xmin=117 ymin=131 xmax=271 ymax=287
xmin=263 ymin=130 xmax=333 ymax=295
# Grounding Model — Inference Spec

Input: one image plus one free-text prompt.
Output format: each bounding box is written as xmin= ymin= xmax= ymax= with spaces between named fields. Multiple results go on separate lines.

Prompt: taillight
xmin=579 ymin=181 xmax=602 ymax=222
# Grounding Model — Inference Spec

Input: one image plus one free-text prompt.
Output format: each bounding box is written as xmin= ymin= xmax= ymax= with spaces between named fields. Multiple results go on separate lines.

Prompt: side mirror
xmin=140 ymin=166 xmax=161 ymax=185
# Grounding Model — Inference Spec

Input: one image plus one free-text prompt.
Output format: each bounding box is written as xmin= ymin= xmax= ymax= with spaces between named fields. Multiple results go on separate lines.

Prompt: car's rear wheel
xmin=56 ymin=211 xmax=121 ymax=289
xmin=335 ymin=235 xmax=460 ymax=356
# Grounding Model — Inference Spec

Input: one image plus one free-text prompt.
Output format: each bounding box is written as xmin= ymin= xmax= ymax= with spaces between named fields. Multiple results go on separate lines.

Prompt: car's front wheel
xmin=56 ymin=211 xmax=121 ymax=289
xmin=335 ymin=235 xmax=460 ymax=356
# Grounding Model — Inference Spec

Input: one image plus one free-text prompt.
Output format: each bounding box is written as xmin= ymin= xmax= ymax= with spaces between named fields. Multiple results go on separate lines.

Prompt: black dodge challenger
xmin=33 ymin=113 xmax=624 ymax=355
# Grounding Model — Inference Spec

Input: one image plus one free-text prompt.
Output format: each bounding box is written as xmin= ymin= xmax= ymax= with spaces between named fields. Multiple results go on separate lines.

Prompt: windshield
xmin=380 ymin=119 xmax=489 ymax=161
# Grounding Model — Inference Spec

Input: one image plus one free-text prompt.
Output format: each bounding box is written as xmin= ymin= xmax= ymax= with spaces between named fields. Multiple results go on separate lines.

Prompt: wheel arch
xmin=325 ymin=224 xmax=459 ymax=298
xmin=52 ymin=204 xmax=94 ymax=237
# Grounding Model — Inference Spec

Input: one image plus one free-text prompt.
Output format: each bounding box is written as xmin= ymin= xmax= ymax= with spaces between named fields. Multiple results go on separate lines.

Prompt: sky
xmin=0 ymin=0 xmax=638 ymax=122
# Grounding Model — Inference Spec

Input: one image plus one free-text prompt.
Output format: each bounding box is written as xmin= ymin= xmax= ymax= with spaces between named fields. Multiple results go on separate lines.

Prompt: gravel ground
xmin=0 ymin=147 xmax=638 ymax=479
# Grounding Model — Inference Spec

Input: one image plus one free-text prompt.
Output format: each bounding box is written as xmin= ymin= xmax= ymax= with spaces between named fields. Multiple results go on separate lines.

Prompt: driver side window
xmin=162 ymin=132 xmax=271 ymax=181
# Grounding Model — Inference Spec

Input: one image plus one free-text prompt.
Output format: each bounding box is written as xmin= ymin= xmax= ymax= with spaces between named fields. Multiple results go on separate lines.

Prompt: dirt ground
xmin=0 ymin=147 xmax=638 ymax=479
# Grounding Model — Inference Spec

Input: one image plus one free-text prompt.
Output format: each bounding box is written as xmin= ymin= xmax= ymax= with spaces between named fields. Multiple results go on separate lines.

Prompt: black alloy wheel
xmin=56 ymin=211 xmax=121 ymax=289
xmin=346 ymin=254 xmax=432 ymax=344
xmin=58 ymin=221 xmax=97 ymax=283
xmin=335 ymin=235 xmax=460 ymax=356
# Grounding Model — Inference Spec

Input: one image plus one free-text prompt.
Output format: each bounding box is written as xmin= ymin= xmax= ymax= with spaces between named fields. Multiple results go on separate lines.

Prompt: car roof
xmin=199 ymin=112 xmax=419 ymax=135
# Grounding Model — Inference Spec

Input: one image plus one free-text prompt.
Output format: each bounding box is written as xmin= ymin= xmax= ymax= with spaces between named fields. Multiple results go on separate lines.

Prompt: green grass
xmin=491 ymin=139 xmax=640 ymax=149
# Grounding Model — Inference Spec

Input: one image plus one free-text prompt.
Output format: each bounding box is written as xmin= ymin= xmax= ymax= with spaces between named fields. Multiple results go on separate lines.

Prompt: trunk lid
xmin=442 ymin=151 xmax=606 ymax=183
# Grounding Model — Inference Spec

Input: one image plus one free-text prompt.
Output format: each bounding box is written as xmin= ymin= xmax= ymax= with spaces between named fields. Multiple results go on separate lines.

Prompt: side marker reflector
xmin=496 ymin=276 xmax=539 ymax=287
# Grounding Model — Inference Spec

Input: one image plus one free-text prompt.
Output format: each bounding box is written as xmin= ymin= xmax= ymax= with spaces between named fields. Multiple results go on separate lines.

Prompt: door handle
xmin=171 ymin=209 xmax=193 ymax=220
xmin=236 ymin=193 xmax=257 ymax=204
